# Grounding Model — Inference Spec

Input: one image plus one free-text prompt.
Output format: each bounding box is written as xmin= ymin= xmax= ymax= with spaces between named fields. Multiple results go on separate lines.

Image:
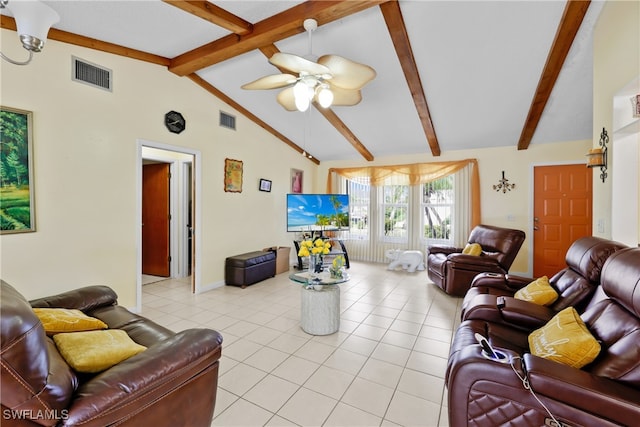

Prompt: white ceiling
xmin=4 ymin=0 xmax=605 ymax=162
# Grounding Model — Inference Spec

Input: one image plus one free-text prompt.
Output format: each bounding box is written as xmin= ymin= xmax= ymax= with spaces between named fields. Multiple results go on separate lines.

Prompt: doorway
xmin=136 ymin=140 xmax=201 ymax=311
xmin=533 ymin=163 xmax=593 ymax=278
xmin=142 ymin=162 xmax=171 ymax=277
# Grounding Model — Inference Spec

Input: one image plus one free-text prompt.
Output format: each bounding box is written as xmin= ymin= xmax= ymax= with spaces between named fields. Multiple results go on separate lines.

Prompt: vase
xmin=308 ymin=254 xmax=323 ymax=283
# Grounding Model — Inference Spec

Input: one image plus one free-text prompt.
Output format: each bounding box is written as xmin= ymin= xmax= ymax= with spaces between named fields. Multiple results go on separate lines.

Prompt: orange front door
xmin=533 ymin=164 xmax=592 ymax=278
xmin=142 ymin=163 xmax=170 ymax=277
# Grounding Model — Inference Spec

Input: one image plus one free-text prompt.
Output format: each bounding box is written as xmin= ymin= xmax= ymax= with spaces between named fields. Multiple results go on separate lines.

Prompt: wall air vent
xmin=72 ymin=56 xmax=112 ymax=92
xmin=219 ymin=111 xmax=236 ymax=130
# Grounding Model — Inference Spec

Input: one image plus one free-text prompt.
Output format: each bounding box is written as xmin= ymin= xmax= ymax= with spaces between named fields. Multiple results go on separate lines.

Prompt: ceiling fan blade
xmin=318 ymin=55 xmax=376 ymax=90
xmin=276 ymin=87 xmax=298 ymax=111
xmin=329 ymin=87 xmax=363 ymax=106
xmin=242 ymin=74 xmax=297 ymax=90
xmin=270 ymin=52 xmax=331 ymax=77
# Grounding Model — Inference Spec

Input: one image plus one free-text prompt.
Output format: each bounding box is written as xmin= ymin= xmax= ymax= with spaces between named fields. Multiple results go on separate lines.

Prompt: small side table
xmin=290 ymin=271 xmax=349 ymax=335
xmin=301 ymin=285 xmax=340 ymax=335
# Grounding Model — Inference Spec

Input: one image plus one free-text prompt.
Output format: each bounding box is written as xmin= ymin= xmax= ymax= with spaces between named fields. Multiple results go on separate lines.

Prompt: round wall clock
xmin=164 ymin=110 xmax=186 ymax=134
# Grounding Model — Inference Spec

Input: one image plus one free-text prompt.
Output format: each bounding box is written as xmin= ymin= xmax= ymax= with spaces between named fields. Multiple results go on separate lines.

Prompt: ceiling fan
xmin=241 ymin=18 xmax=376 ymax=112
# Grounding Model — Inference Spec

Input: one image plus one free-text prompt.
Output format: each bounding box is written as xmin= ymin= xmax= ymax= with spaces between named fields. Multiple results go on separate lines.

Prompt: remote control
xmin=475 ymin=333 xmax=499 ymax=359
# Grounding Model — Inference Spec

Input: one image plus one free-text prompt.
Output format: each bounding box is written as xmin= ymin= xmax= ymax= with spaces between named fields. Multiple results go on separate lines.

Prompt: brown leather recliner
xmin=446 ymin=247 xmax=640 ymax=426
xmin=427 ymin=224 xmax=526 ymax=296
xmin=460 ymin=236 xmax=628 ymax=328
xmin=1 ymin=280 xmax=223 ymax=427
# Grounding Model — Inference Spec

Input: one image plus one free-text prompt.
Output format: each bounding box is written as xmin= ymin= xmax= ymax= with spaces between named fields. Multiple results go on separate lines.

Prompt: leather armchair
xmin=446 ymin=247 xmax=640 ymax=426
xmin=1 ymin=280 xmax=223 ymax=427
xmin=460 ymin=236 xmax=628 ymax=327
xmin=427 ymin=224 xmax=525 ymax=296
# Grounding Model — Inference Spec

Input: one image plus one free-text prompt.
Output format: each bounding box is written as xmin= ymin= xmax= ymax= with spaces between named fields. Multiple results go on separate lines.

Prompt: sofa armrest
xmin=428 ymin=245 xmax=461 ymax=256
xmin=29 ymin=285 xmax=118 ymax=312
xmin=524 ymin=354 xmax=640 ymax=424
xmin=63 ymin=328 xmax=223 ymax=427
xmin=462 ymin=295 xmax=555 ymax=330
xmin=471 ymin=273 xmax=533 ymax=291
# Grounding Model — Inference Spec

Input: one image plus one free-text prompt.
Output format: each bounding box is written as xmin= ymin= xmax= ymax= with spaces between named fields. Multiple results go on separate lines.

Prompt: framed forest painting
xmin=0 ymin=106 xmax=35 ymax=234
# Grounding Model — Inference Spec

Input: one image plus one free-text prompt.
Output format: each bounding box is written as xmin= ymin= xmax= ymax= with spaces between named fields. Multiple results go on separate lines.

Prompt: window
xmin=381 ymin=185 xmax=409 ymax=241
xmin=347 ymin=177 xmax=370 ymax=238
xmin=421 ymin=176 xmax=454 ymax=244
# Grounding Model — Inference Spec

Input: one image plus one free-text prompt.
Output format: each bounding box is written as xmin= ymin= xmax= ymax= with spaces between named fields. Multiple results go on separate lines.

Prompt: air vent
xmin=72 ymin=56 xmax=112 ymax=91
xmin=219 ymin=111 xmax=236 ymax=130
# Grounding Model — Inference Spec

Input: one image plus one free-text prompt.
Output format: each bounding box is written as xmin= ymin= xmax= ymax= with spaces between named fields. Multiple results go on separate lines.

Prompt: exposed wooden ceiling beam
xmin=315 ymin=107 xmax=375 ymax=161
xmin=0 ymin=15 xmax=170 ymax=66
xmin=169 ymin=0 xmax=391 ymax=76
xmin=258 ymin=44 xmax=375 ymax=162
xmin=187 ymin=73 xmax=320 ymax=165
xmin=380 ymin=1 xmax=440 ymax=157
xmin=162 ymin=1 xmax=253 ymax=35
xmin=517 ymin=0 xmax=590 ymax=150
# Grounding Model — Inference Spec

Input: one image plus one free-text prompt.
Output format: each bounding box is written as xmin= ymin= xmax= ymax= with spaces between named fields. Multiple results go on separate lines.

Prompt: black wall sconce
xmin=493 ymin=171 xmax=516 ymax=193
xmin=586 ymin=127 xmax=608 ymax=183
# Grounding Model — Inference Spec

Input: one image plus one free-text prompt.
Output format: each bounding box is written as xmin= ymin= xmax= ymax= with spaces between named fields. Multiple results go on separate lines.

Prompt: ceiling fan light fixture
xmin=317 ymin=86 xmax=333 ymax=108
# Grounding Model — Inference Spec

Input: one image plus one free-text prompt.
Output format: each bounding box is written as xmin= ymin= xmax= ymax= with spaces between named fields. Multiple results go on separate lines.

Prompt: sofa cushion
xmin=54 ymin=329 xmax=147 ymax=373
xmin=514 ymin=276 xmax=558 ymax=306
xmin=462 ymin=243 xmax=482 ymax=256
xmin=528 ymin=307 xmax=600 ymax=368
xmin=33 ymin=307 xmax=108 ymax=334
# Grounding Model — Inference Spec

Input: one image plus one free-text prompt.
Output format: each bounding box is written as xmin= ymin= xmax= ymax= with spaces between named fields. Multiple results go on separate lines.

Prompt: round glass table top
xmin=289 ymin=270 xmax=350 ymax=286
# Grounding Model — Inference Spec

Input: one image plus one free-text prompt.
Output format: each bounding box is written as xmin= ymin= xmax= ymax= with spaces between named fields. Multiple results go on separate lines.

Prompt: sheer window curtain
xmin=328 ymin=160 xmax=480 ymax=263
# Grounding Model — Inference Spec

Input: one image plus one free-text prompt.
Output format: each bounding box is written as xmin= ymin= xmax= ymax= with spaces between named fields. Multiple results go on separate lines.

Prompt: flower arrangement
xmin=330 ymin=255 xmax=346 ymax=279
xmin=297 ymin=238 xmax=331 ymax=257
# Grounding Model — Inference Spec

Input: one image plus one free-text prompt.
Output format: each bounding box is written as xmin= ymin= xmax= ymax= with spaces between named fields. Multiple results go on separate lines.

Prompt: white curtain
xmin=331 ymin=163 xmax=475 ymax=263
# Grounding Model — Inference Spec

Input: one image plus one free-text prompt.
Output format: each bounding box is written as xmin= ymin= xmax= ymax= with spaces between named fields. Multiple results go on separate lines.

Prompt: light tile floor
xmin=141 ymin=261 xmax=463 ymax=427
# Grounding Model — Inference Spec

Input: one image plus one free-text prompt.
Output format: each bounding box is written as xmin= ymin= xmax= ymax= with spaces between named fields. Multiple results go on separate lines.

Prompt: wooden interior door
xmin=142 ymin=163 xmax=170 ymax=277
xmin=533 ymin=164 xmax=592 ymax=278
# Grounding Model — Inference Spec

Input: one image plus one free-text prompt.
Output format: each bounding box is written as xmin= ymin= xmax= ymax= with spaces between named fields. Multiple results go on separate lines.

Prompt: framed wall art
xmin=0 ymin=106 xmax=36 ymax=234
xmin=224 ymin=158 xmax=243 ymax=193
xmin=259 ymin=178 xmax=272 ymax=192
xmin=290 ymin=168 xmax=303 ymax=194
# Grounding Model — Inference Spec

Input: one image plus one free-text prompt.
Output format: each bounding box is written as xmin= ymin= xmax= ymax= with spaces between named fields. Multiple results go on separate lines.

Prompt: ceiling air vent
xmin=72 ymin=56 xmax=112 ymax=91
xmin=219 ymin=111 xmax=236 ymax=130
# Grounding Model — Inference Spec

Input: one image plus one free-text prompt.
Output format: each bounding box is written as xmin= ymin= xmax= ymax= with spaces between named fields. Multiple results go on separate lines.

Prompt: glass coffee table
xmin=289 ymin=271 xmax=350 ymax=335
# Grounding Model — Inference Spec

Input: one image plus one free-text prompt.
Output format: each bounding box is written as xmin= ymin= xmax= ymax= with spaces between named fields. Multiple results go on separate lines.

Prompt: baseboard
xmin=198 ymin=280 xmax=225 ymax=294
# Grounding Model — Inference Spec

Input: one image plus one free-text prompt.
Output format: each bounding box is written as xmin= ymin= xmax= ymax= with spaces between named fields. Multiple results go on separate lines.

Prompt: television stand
xmin=293 ymin=239 xmax=350 ymax=270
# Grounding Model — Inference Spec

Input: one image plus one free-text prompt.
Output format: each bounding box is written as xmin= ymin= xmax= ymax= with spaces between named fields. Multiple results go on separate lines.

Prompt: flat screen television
xmin=287 ymin=193 xmax=349 ymax=232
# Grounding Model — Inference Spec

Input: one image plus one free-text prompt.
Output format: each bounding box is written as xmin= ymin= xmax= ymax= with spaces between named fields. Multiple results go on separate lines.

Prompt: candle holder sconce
xmin=493 ymin=171 xmax=516 ymax=193
xmin=586 ymin=127 xmax=608 ymax=183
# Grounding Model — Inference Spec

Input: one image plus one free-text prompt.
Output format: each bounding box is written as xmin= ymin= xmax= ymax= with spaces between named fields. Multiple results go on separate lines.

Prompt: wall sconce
xmin=0 ymin=0 xmax=59 ymax=66
xmin=586 ymin=127 xmax=608 ymax=183
xmin=493 ymin=171 xmax=516 ymax=193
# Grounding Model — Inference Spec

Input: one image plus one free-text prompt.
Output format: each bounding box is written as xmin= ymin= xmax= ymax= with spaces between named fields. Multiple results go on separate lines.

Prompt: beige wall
xmin=2 ymin=0 xmax=634 ymax=304
xmin=317 ymin=140 xmax=591 ymax=275
xmin=0 ymin=31 xmax=316 ymax=305
xmin=593 ymin=0 xmax=640 ymax=241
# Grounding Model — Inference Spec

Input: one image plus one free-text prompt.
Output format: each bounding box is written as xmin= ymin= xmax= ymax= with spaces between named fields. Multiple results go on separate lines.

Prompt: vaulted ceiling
xmin=1 ymin=1 xmax=604 ymax=163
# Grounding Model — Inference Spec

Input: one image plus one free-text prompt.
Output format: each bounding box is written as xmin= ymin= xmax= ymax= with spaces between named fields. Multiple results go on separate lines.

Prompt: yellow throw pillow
xmin=33 ymin=308 xmax=108 ymax=335
xmin=53 ymin=329 xmax=146 ymax=373
xmin=462 ymin=243 xmax=482 ymax=256
xmin=514 ymin=276 xmax=558 ymax=306
xmin=528 ymin=307 xmax=600 ymax=368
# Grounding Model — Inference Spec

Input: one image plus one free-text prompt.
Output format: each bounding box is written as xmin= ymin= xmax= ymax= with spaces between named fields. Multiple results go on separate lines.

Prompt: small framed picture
xmin=259 ymin=178 xmax=272 ymax=192
xmin=291 ymin=168 xmax=303 ymax=193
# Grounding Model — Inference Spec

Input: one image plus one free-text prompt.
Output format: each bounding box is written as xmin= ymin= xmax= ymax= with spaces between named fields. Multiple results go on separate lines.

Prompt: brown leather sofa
xmin=460 ymin=236 xmax=628 ymax=328
xmin=427 ymin=224 xmax=526 ymax=296
xmin=1 ymin=280 xmax=223 ymax=427
xmin=446 ymin=247 xmax=640 ymax=426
